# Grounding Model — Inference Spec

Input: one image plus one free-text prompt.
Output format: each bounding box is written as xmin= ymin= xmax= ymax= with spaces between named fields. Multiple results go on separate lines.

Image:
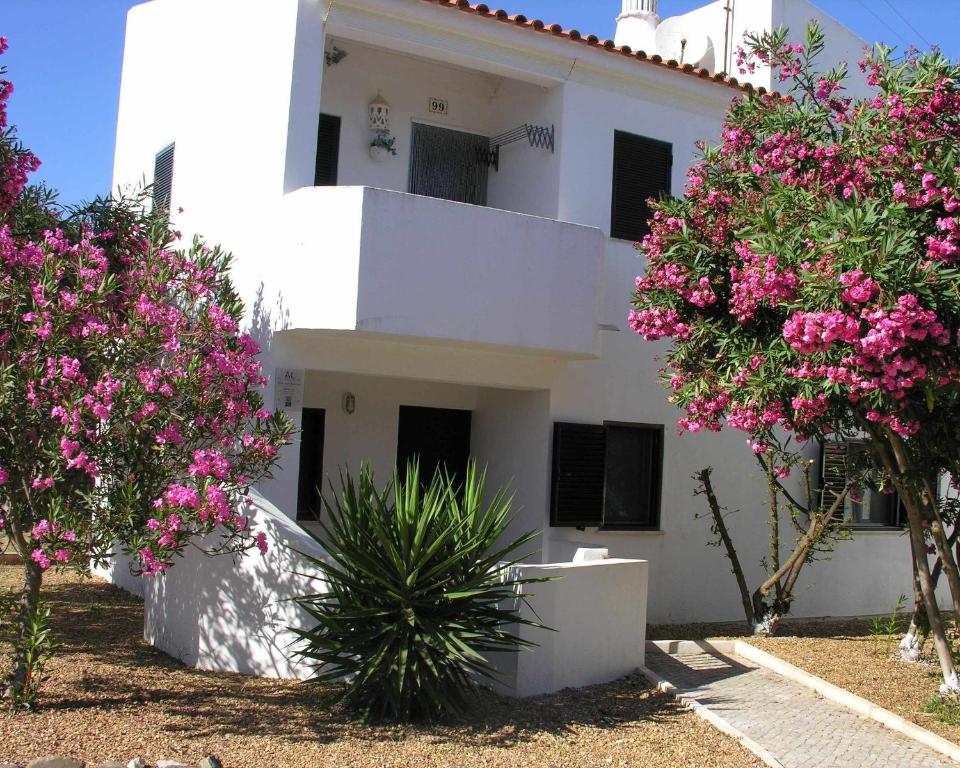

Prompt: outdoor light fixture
xmin=368 ymin=91 xmax=391 ymax=131
xmin=342 ymin=392 xmax=357 ymax=415
xmin=325 ymin=46 xmax=348 ymax=67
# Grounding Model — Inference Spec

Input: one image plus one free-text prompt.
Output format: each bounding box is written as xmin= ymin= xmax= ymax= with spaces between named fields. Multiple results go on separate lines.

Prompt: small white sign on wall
xmin=428 ymin=96 xmax=449 ymax=116
xmin=274 ymin=368 xmax=305 ymax=411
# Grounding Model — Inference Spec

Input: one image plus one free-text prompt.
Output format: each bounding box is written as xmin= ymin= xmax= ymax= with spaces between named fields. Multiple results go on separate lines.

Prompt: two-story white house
xmin=111 ymin=0 xmax=916 ymax=629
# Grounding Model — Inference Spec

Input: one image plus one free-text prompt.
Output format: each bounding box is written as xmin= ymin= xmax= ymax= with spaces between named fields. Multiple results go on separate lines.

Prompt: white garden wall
xmin=143 ymin=492 xmax=325 ymax=679
xmin=491 ymin=557 xmax=649 ymax=698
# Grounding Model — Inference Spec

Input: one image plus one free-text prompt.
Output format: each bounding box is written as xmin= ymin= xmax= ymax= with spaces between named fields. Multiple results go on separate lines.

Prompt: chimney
xmin=615 ymin=0 xmax=661 ymax=52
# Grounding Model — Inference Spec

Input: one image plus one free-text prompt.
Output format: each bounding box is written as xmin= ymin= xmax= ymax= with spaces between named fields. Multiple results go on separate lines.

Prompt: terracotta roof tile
xmin=420 ymin=0 xmax=770 ymax=95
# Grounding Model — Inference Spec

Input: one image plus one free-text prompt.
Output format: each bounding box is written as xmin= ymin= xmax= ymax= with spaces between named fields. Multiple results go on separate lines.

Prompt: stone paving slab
xmin=645 ymin=645 xmax=955 ymax=768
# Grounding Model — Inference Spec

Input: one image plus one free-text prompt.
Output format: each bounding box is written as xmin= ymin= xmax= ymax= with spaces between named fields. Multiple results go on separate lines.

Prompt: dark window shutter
xmin=315 ymin=114 xmax=341 ymax=186
xmin=602 ymin=424 xmax=663 ymax=529
xmin=153 ymin=143 xmax=175 ymax=215
xmin=297 ymin=408 xmax=326 ymax=519
xmin=551 ymin=423 xmax=605 ymax=527
xmin=610 ymin=131 xmax=672 ymax=242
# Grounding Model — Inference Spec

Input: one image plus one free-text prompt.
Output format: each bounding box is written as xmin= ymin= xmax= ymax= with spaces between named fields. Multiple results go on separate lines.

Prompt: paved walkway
xmin=645 ymin=645 xmax=954 ymax=768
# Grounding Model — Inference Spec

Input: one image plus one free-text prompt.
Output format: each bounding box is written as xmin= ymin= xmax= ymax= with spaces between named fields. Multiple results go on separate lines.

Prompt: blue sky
xmin=3 ymin=0 xmax=956 ymax=206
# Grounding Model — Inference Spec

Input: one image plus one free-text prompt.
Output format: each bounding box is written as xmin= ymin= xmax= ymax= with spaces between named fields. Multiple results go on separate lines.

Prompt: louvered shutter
xmin=551 ymin=423 xmax=605 ymax=527
xmin=314 ymin=113 xmax=341 ymax=186
xmin=153 ymin=143 xmax=175 ymax=215
xmin=610 ymin=131 xmax=672 ymax=242
xmin=820 ymin=441 xmax=848 ymax=519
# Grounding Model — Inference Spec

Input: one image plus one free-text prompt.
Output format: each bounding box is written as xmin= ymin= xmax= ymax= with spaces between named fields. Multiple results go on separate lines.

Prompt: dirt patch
xmin=0 ymin=566 xmax=760 ymax=767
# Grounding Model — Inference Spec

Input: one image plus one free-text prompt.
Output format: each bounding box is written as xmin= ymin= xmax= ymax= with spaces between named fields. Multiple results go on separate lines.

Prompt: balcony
xmin=268 ymin=186 xmax=605 ymax=358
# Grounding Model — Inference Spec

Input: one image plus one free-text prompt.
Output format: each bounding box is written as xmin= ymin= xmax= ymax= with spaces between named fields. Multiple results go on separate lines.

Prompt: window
xmin=551 ymin=421 xmax=663 ymax=530
xmin=297 ymin=408 xmax=326 ymax=520
xmin=153 ymin=143 xmax=175 ymax=216
xmin=610 ymin=131 xmax=672 ymax=242
xmin=820 ymin=441 xmax=904 ymax=528
xmin=314 ymin=113 xmax=341 ymax=186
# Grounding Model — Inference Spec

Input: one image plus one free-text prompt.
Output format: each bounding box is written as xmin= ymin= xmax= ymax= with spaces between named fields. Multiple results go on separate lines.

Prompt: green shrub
xmin=922 ymin=693 xmax=960 ymax=726
xmin=292 ymin=460 xmax=546 ymax=722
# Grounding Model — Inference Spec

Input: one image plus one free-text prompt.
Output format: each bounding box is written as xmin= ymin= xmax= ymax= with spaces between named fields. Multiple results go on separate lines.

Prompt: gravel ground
xmin=651 ymin=616 xmax=960 ymax=747
xmin=0 ymin=566 xmax=760 ymax=768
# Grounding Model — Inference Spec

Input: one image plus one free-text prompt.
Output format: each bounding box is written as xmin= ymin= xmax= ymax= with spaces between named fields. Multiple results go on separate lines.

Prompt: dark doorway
xmin=408 ymin=123 xmax=490 ymax=206
xmin=297 ymin=408 xmax=326 ymax=520
xmin=397 ymin=406 xmax=472 ymax=489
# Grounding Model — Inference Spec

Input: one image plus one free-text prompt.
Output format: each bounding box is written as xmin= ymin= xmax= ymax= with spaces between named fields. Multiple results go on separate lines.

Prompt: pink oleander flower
xmin=31 ymin=549 xmax=51 ymax=571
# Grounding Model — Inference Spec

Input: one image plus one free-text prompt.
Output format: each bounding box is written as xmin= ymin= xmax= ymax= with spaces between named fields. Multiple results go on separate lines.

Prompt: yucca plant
xmin=291 ymin=460 xmax=547 ymax=722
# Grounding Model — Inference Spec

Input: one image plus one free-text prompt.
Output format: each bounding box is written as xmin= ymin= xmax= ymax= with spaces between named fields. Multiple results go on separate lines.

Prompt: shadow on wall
xmin=247 ymin=281 xmax=291 ymax=360
xmin=143 ymin=491 xmax=328 ymax=680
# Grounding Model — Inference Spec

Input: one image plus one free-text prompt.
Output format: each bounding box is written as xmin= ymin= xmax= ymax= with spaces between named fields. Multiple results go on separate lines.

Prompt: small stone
xmin=126 ymin=760 xmax=146 ymax=768
xmin=156 ymin=762 xmax=191 ymax=768
xmin=199 ymin=758 xmax=223 ymax=768
xmin=96 ymin=762 xmax=126 ymax=768
xmin=26 ymin=759 xmax=84 ymax=768
xmin=0 ymin=763 xmax=23 ymax=768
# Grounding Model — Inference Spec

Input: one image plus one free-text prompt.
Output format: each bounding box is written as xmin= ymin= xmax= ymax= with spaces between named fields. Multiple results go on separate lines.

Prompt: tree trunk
xmin=922 ymin=483 xmax=960 ymax=621
xmin=904 ymin=497 xmax=959 ymax=691
xmin=696 ymin=468 xmax=755 ymax=627
xmin=901 ymin=546 xmax=930 ymax=662
xmin=4 ymin=556 xmax=43 ymax=701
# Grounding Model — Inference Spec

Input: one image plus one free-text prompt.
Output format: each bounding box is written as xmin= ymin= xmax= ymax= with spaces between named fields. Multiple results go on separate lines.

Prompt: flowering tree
xmin=630 ymin=23 xmax=960 ymax=692
xmin=0 ymin=40 xmax=292 ymax=705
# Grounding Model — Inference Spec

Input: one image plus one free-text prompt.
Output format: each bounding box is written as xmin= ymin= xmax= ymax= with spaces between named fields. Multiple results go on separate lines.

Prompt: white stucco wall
xmin=491 ymin=558 xmax=649 ymax=698
xmin=143 ymin=492 xmax=326 ymax=679
xmin=267 ymin=185 xmax=605 ymax=356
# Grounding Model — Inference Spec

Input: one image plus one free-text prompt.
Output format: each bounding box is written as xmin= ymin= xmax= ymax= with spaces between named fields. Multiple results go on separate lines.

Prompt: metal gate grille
xmin=408 ymin=123 xmax=489 ymax=206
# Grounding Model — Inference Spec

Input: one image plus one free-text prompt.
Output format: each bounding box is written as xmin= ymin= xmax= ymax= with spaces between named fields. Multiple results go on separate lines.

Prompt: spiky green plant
xmin=292 ymin=460 xmax=547 ymax=722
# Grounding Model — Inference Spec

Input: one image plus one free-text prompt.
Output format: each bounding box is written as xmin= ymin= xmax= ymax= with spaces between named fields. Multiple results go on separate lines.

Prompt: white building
xmin=111 ymin=0 xmax=915 ymax=639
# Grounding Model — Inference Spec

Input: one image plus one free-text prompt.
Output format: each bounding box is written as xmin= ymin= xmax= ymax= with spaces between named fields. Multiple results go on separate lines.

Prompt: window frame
xmin=819 ymin=439 xmax=905 ymax=531
xmin=550 ymin=420 xmax=664 ymax=531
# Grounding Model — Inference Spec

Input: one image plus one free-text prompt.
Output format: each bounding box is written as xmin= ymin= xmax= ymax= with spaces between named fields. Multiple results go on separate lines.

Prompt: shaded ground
xmin=0 ymin=566 xmax=760 ymax=768
xmin=651 ymin=616 xmax=960 ymax=747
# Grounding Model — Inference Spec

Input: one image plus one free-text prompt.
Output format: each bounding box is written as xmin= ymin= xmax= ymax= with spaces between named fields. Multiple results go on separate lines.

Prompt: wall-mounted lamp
xmin=368 ymin=91 xmax=391 ymax=131
xmin=325 ymin=46 xmax=348 ymax=67
xmin=342 ymin=392 xmax=357 ymax=415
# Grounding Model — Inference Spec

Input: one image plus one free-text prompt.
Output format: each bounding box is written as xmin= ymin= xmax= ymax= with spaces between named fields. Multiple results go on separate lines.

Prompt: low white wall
xmin=491 ymin=558 xmax=649 ymax=698
xmin=143 ymin=491 xmax=327 ymax=680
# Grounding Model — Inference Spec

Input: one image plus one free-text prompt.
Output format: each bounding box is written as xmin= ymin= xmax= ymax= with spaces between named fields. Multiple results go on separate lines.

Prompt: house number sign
xmin=428 ymin=97 xmax=449 ymax=116
xmin=274 ymin=368 xmax=305 ymax=411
